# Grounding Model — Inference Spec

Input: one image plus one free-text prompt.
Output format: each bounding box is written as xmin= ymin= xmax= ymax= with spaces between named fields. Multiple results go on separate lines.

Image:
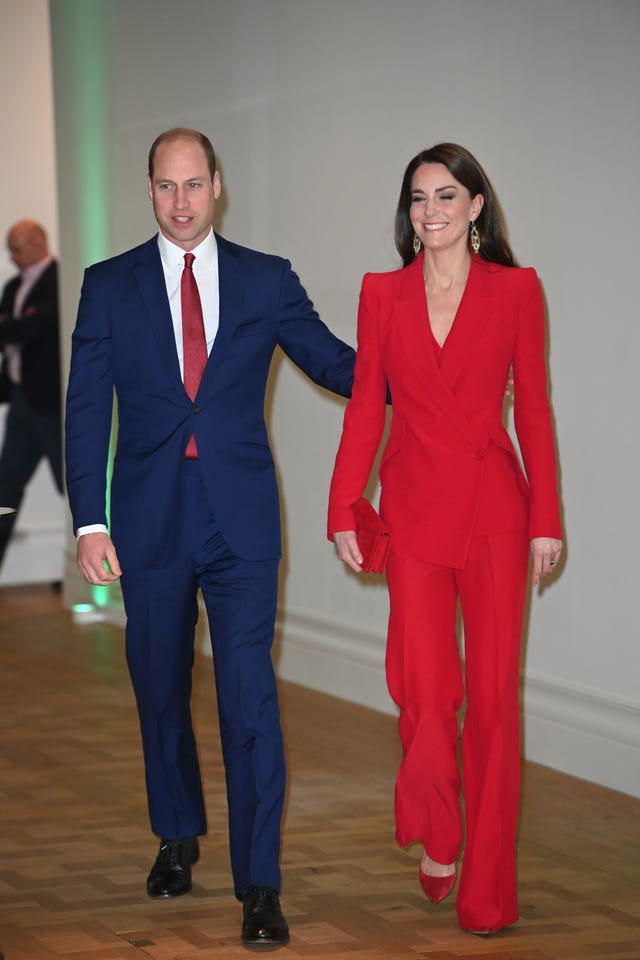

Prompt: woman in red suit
xmin=328 ymin=143 xmax=563 ymax=935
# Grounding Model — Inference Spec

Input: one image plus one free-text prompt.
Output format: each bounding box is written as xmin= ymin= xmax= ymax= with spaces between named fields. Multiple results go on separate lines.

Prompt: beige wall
xmin=50 ymin=0 xmax=640 ymax=794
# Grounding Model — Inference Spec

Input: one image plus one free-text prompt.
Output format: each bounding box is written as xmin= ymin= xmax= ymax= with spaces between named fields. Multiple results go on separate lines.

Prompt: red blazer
xmin=328 ymin=255 xmax=562 ymax=568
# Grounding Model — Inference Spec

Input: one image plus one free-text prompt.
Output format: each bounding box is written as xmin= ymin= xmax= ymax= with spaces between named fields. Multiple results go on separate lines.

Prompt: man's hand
xmin=77 ymin=532 xmax=122 ymax=584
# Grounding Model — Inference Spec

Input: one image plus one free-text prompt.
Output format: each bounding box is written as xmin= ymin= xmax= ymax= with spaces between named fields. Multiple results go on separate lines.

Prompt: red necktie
xmin=181 ymin=252 xmax=207 ymax=458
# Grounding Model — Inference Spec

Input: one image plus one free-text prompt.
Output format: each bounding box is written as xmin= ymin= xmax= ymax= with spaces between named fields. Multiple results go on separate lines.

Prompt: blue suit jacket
xmin=65 ymin=234 xmax=354 ymax=567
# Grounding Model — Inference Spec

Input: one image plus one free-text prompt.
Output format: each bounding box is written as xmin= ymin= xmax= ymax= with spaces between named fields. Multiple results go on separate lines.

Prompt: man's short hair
xmin=148 ymin=128 xmax=216 ymax=180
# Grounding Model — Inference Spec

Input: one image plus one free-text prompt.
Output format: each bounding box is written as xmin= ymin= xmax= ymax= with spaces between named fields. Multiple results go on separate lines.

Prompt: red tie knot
xmin=184 ymin=252 xmax=195 ymax=270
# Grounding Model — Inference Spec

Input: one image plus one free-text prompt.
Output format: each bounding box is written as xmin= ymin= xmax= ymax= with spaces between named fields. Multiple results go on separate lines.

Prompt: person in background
xmin=329 ymin=143 xmax=563 ymax=936
xmin=0 ymin=220 xmax=62 ymax=571
xmin=65 ymin=128 xmax=355 ymax=949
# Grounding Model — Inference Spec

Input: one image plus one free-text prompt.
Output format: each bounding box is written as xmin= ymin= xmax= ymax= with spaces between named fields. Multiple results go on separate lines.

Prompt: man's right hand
xmin=77 ymin=532 xmax=122 ymax=584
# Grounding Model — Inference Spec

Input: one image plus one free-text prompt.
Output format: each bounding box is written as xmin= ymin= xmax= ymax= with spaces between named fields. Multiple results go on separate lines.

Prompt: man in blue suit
xmin=65 ymin=128 xmax=354 ymax=948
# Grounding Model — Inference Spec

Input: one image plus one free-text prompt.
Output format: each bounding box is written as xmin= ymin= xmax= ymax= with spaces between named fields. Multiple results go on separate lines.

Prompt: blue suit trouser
xmin=120 ymin=460 xmax=284 ymax=898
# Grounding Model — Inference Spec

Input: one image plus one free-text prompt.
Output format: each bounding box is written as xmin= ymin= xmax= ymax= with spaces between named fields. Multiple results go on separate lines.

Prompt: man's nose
xmin=173 ymin=188 xmax=188 ymax=208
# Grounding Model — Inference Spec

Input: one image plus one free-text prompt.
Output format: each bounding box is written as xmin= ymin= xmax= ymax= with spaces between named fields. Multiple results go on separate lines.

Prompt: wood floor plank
xmin=0 ymin=585 xmax=638 ymax=959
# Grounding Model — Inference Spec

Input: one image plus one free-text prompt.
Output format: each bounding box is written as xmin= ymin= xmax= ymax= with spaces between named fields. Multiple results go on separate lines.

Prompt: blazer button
xmin=193 ymin=405 xmax=202 ymax=414
xmin=472 ymin=449 xmax=484 ymax=460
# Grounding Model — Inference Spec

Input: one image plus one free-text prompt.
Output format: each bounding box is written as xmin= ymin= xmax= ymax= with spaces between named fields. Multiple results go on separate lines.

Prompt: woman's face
xmin=409 ymin=163 xmax=483 ymax=255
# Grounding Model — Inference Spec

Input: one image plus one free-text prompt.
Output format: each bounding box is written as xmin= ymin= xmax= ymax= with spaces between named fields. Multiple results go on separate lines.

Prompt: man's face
xmin=7 ymin=229 xmax=43 ymax=272
xmin=147 ymin=139 xmax=221 ymax=251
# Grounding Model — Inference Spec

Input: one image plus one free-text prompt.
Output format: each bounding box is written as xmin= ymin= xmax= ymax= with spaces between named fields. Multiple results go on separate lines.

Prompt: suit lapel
xmin=391 ymin=255 xmax=435 ymax=378
xmin=392 ymin=255 xmax=484 ymax=448
xmin=133 ymin=237 xmax=182 ymax=386
xmin=21 ymin=261 xmax=56 ymax=311
xmin=131 ymin=234 xmax=248 ymax=399
xmin=3 ymin=277 xmax=21 ymax=314
xmin=197 ymin=234 xmax=246 ymax=394
xmin=4 ymin=261 xmax=55 ymax=316
xmin=439 ymin=256 xmax=493 ymax=388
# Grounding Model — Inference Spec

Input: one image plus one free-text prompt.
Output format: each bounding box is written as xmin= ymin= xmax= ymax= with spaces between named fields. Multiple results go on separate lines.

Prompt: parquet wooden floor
xmin=0 ymin=585 xmax=638 ymax=960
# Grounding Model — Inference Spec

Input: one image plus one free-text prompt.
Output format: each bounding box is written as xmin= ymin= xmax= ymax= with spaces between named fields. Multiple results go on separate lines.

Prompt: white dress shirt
xmin=157 ymin=228 xmax=219 ymax=375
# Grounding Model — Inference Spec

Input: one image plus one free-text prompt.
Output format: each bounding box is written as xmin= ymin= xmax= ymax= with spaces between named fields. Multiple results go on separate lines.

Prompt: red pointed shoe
xmin=419 ymin=865 xmax=457 ymax=904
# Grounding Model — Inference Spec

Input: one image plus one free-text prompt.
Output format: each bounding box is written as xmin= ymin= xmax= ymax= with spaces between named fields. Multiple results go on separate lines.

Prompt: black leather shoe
xmin=146 ymin=837 xmax=199 ymax=898
xmin=241 ymin=886 xmax=289 ymax=948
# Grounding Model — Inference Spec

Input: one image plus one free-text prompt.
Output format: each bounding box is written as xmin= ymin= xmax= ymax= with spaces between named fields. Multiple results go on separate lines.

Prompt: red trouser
xmin=385 ymin=530 xmax=529 ymax=932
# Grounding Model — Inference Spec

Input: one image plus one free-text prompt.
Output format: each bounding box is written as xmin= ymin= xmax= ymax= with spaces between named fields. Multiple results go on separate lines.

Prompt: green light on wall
xmin=58 ymin=0 xmax=116 ymax=609
xmin=68 ymin=0 xmax=109 ymax=267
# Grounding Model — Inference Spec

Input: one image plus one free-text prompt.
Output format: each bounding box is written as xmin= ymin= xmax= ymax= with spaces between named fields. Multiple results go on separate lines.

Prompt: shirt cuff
xmin=77 ymin=524 xmax=109 ymax=538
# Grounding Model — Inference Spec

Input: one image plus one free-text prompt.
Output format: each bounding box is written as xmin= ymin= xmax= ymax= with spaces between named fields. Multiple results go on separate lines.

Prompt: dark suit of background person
xmin=329 ymin=145 xmax=562 ymax=936
xmin=65 ymin=129 xmax=354 ymax=948
xmin=0 ymin=220 xmax=62 ymax=570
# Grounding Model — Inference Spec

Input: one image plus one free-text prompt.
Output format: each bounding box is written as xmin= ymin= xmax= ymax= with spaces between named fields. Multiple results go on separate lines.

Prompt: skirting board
xmin=275 ymin=609 xmax=640 ymax=800
xmin=97 ymin=599 xmax=640 ymax=800
xmin=522 ymin=674 xmax=640 ymax=799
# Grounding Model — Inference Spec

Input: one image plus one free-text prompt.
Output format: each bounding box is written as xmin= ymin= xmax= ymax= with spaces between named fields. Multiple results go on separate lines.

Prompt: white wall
xmin=50 ymin=0 xmax=640 ymax=795
xmin=0 ymin=0 xmax=64 ymax=585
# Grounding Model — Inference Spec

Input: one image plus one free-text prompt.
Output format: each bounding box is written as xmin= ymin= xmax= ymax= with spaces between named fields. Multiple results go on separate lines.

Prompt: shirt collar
xmin=157 ymin=228 xmax=217 ymax=273
xmin=20 ymin=255 xmax=53 ymax=285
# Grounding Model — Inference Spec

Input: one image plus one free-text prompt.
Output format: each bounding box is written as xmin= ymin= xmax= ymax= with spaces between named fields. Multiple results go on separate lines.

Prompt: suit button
xmin=193 ymin=405 xmax=202 ymax=414
xmin=472 ymin=449 xmax=484 ymax=460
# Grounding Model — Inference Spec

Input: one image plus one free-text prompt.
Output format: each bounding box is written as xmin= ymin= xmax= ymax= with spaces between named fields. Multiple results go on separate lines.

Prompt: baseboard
xmin=275 ymin=608 xmax=395 ymax=714
xmin=276 ymin=608 xmax=640 ymax=799
xmin=522 ymin=674 xmax=640 ymax=798
xmin=95 ymin=598 xmax=640 ymax=799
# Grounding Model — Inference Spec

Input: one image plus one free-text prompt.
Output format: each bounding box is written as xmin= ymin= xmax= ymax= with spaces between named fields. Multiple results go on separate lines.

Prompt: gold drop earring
xmin=413 ymin=234 xmax=422 ymax=256
xmin=469 ymin=221 xmax=480 ymax=254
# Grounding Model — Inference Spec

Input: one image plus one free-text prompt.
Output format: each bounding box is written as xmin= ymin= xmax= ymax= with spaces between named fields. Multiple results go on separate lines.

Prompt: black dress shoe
xmin=241 ymin=886 xmax=289 ymax=948
xmin=146 ymin=837 xmax=199 ymax=898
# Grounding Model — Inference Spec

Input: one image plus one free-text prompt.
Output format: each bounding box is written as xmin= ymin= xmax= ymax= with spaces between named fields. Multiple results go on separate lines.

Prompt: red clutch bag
xmin=352 ymin=497 xmax=392 ymax=574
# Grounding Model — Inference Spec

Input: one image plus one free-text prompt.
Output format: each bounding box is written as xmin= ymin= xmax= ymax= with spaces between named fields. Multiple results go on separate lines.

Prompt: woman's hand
xmin=530 ymin=537 xmax=563 ymax=585
xmin=333 ymin=530 xmax=363 ymax=573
